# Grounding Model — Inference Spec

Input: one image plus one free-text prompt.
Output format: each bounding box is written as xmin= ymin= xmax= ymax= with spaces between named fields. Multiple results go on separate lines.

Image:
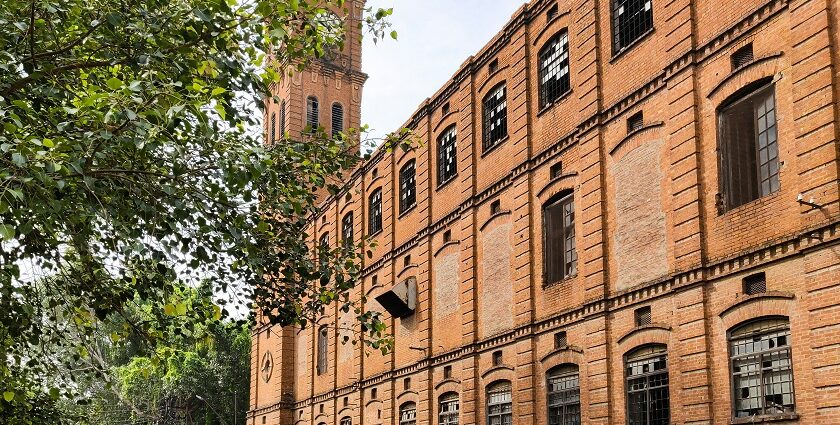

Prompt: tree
xmin=0 ymin=0 xmax=396 ymax=421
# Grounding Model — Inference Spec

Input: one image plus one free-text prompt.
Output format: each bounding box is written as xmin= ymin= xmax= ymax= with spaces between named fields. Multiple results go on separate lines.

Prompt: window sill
xmin=537 ymin=90 xmax=573 ymax=117
xmin=716 ymin=189 xmax=782 ymax=216
xmin=610 ymin=27 xmax=656 ymax=63
xmin=543 ymin=273 xmax=577 ymax=289
xmin=481 ymin=135 xmax=509 ymax=158
xmin=731 ymin=413 xmax=799 ymax=424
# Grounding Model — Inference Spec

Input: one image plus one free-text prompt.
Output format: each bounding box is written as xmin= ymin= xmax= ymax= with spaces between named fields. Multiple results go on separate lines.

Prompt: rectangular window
xmin=317 ymin=326 xmax=328 ymax=375
xmin=439 ymin=394 xmax=459 ymax=425
xmin=613 ymin=0 xmax=654 ymax=54
xmin=307 ymin=96 xmax=319 ymax=130
xmin=487 ymin=382 xmax=512 ymax=425
xmin=368 ymin=189 xmax=383 ymax=235
xmin=544 ymin=193 xmax=577 ymax=283
xmin=483 ymin=84 xmax=508 ymax=151
xmin=332 ymin=103 xmax=344 ymax=137
xmin=743 ymin=272 xmax=767 ymax=295
xmin=547 ymin=366 xmax=581 ymax=425
xmin=538 ymin=32 xmax=571 ymax=108
xmin=342 ymin=212 xmax=354 ymax=250
xmin=626 ymin=346 xmax=670 ymax=425
xmin=438 ymin=126 xmax=458 ymax=185
xmin=399 ymin=161 xmax=416 ymax=214
xmin=635 ymin=306 xmax=652 ymax=326
xmin=280 ymin=100 xmax=287 ymax=138
xmin=627 ymin=111 xmax=644 ymax=133
xmin=718 ymin=83 xmax=779 ymax=212
xmin=270 ymin=112 xmax=277 ymax=142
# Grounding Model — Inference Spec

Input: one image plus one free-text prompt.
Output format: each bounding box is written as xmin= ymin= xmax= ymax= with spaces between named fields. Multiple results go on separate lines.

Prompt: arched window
xmin=482 ymin=83 xmax=508 ymax=151
xmin=625 ymin=345 xmax=669 ymax=425
xmin=368 ymin=188 xmax=382 ymax=235
xmin=307 ymin=96 xmax=320 ymax=130
xmin=332 ymin=102 xmax=344 ymax=137
xmin=280 ymin=99 xmax=287 ymax=138
xmin=538 ymin=31 xmax=570 ymax=109
xmin=437 ymin=125 xmax=457 ymax=185
xmin=717 ymin=79 xmax=779 ymax=212
xmin=486 ymin=381 xmax=512 ymax=425
xmin=340 ymin=418 xmax=352 ymax=425
xmin=439 ymin=392 xmax=459 ymax=425
xmin=316 ymin=325 xmax=328 ymax=375
xmin=400 ymin=402 xmax=417 ymax=425
xmin=547 ymin=365 xmax=580 ymax=425
xmin=342 ymin=212 xmax=354 ymax=250
xmin=319 ymin=232 xmax=329 ymax=266
xmin=399 ymin=160 xmax=416 ymax=215
xmin=543 ymin=191 xmax=576 ymax=284
xmin=729 ymin=317 xmax=795 ymax=419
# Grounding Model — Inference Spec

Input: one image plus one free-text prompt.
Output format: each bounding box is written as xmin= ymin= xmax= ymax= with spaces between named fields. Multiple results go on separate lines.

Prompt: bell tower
xmin=250 ymin=2 xmax=367 ymax=425
xmin=264 ymin=1 xmax=367 ymax=147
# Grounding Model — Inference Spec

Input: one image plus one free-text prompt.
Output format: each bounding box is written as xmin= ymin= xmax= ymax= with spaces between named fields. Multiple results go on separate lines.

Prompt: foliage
xmin=0 ymin=0 xmax=397 ymax=421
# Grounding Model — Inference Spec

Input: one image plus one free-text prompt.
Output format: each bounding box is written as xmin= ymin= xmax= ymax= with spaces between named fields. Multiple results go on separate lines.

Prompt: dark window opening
xmin=550 ymin=162 xmax=563 ymax=179
xmin=332 ymin=102 xmax=344 ymax=137
xmin=488 ymin=58 xmax=499 ymax=74
xmin=319 ymin=232 xmax=330 ymax=266
xmin=342 ymin=212 xmax=354 ymax=250
xmin=539 ymin=31 xmax=571 ymax=109
xmin=729 ymin=318 xmax=795 ymax=419
xmin=372 ymin=168 xmax=378 ymax=178
xmin=554 ymin=331 xmax=567 ymax=348
xmin=319 ymin=404 xmax=324 ymax=414
xmin=718 ymin=82 xmax=779 ymax=212
xmin=443 ymin=230 xmax=452 ymax=243
xmin=307 ymin=96 xmax=320 ymax=131
xmin=444 ymin=365 xmax=452 ymax=379
xmin=369 ymin=189 xmax=383 ymax=235
xmin=280 ymin=100 xmax=287 ymax=138
xmin=490 ymin=199 xmax=502 ymax=215
xmin=731 ymin=43 xmax=755 ymax=70
xmin=743 ymin=272 xmax=767 ymax=295
xmin=547 ymin=365 xmax=581 ymax=425
xmin=270 ymin=112 xmax=277 ymax=142
xmin=543 ymin=192 xmax=577 ymax=283
xmin=492 ymin=350 xmax=503 ymax=366
xmin=625 ymin=345 xmax=670 ymax=425
xmin=438 ymin=125 xmax=458 ymax=185
xmin=439 ymin=393 xmax=460 ymax=425
xmin=341 ymin=417 xmax=352 ymax=425
xmin=344 ymin=397 xmax=349 ymax=407
xmin=404 ymin=255 xmax=411 ymax=267
xmin=317 ymin=326 xmax=328 ymax=375
xmin=487 ymin=381 xmax=512 ymax=425
xmin=635 ymin=306 xmax=652 ymax=327
xmin=483 ymin=84 xmax=508 ymax=151
xmin=404 ymin=378 xmax=411 ymax=390
xmin=547 ymin=4 xmax=559 ymax=20
xmin=371 ymin=387 xmax=378 ymax=399
xmin=372 ymin=275 xmax=378 ymax=287
xmin=627 ymin=111 xmax=644 ymax=133
xmin=399 ymin=160 xmax=417 ymax=214
xmin=442 ymin=102 xmax=450 ymax=115
xmin=613 ymin=0 xmax=654 ymax=54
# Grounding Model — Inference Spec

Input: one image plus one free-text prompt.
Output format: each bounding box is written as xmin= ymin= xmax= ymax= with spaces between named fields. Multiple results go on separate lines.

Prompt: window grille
xmin=399 ymin=161 xmax=417 ymax=214
xmin=487 ymin=381 xmax=512 ymax=425
xmin=718 ymin=82 xmax=779 ymax=212
xmin=539 ymin=31 xmax=571 ymax=108
xmin=729 ymin=318 xmax=795 ymax=419
xmin=550 ymin=162 xmax=563 ymax=179
xmin=492 ymin=351 xmax=503 ymax=366
xmin=441 ymin=102 xmax=450 ymax=115
xmin=743 ymin=272 xmax=767 ymax=295
xmin=340 ymin=417 xmax=352 ymax=425
xmin=270 ymin=112 xmax=277 ymax=142
xmin=635 ymin=306 xmax=652 ymax=327
xmin=627 ymin=111 xmax=644 ymax=133
xmin=439 ymin=393 xmax=459 ymax=425
xmin=483 ymin=84 xmax=508 ymax=151
xmin=307 ymin=96 xmax=319 ymax=130
xmin=332 ymin=103 xmax=344 ymax=137
xmin=342 ymin=212 xmax=354 ymax=250
xmin=280 ymin=100 xmax=286 ymax=138
xmin=368 ymin=189 xmax=382 ymax=235
xmin=488 ymin=58 xmax=499 ymax=74
xmin=400 ymin=403 xmax=417 ymax=425
xmin=554 ymin=331 xmax=567 ymax=348
xmin=543 ymin=193 xmax=577 ymax=283
xmin=625 ymin=345 xmax=670 ymax=425
xmin=438 ymin=126 xmax=458 ymax=185
xmin=731 ymin=44 xmax=754 ymax=70
xmin=613 ymin=0 xmax=654 ymax=54
xmin=547 ymin=365 xmax=581 ymax=425
xmin=317 ymin=326 xmax=328 ymax=375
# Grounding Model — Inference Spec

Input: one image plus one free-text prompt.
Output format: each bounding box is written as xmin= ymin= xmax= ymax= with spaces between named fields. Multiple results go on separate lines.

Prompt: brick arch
xmin=395 ymin=389 xmax=418 ymax=406
xmin=608 ymin=123 xmax=664 ymax=162
xmin=532 ymin=13 xmax=571 ymax=49
xmin=433 ymin=115 xmax=457 ymax=135
xmin=617 ymin=326 xmax=672 ymax=355
xmin=717 ymin=293 xmax=796 ymax=331
xmin=481 ymin=368 xmax=515 ymax=387
xmin=536 ymin=174 xmax=577 ymax=205
xmin=434 ymin=379 xmax=461 ymax=395
xmin=706 ymin=53 xmax=784 ymax=106
xmin=538 ymin=346 xmax=584 ymax=373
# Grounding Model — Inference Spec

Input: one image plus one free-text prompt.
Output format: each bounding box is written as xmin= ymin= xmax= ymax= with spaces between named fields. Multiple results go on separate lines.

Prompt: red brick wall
xmin=249 ymin=0 xmax=840 ymax=424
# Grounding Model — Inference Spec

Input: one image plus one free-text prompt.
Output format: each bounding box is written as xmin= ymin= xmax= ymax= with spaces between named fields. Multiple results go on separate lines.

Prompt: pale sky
xmin=360 ymin=1 xmax=525 ymax=141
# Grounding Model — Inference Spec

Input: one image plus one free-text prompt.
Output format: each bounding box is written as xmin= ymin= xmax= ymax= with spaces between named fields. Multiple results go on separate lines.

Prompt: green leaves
xmin=3 ymin=391 xmax=14 ymax=402
xmin=0 ymin=224 xmax=15 ymax=241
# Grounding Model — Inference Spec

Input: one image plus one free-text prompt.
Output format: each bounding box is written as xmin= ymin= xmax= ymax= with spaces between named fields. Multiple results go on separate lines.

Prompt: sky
xmin=360 ymin=0 xmax=525 ymax=140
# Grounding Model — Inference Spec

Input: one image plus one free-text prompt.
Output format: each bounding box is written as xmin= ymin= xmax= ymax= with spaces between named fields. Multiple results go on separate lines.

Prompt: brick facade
xmin=249 ymin=0 xmax=840 ymax=424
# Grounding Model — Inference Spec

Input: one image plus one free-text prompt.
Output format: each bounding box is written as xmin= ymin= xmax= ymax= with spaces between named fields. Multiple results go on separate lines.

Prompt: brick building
xmin=249 ymin=0 xmax=840 ymax=424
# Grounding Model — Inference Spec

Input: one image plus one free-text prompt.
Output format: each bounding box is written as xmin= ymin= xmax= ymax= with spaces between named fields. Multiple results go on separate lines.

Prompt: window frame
xmin=332 ymin=102 xmax=344 ymax=137
xmin=340 ymin=417 xmax=352 ymax=425
xmin=280 ymin=99 xmax=286 ymax=138
xmin=486 ymin=380 xmax=513 ymax=425
xmin=400 ymin=402 xmax=417 ymax=425
xmin=270 ymin=112 xmax=277 ymax=142
xmin=368 ymin=188 xmax=383 ymax=235
xmin=306 ymin=96 xmax=320 ymax=131
xmin=316 ymin=325 xmax=328 ymax=375
xmin=437 ymin=125 xmax=458 ymax=187
xmin=547 ymin=365 xmax=581 ymax=425
xmin=727 ymin=317 xmax=796 ymax=421
xmin=538 ymin=30 xmax=571 ymax=110
xmin=717 ymin=80 xmax=780 ymax=213
xmin=542 ymin=191 xmax=577 ymax=284
xmin=342 ymin=212 xmax=354 ymax=250
xmin=611 ymin=0 xmax=655 ymax=56
xmin=439 ymin=392 xmax=459 ymax=425
xmin=624 ymin=344 xmax=670 ymax=425
xmin=482 ymin=83 xmax=508 ymax=153
xmin=399 ymin=160 xmax=417 ymax=215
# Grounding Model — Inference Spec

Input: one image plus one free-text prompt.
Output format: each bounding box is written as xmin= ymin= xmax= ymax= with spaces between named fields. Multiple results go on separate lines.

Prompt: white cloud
xmin=361 ymin=0 xmax=524 ymax=140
